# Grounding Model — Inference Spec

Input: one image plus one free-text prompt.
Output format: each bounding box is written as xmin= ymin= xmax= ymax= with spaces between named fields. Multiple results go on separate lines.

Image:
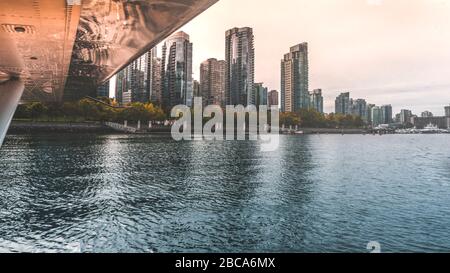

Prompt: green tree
xmin=118 ymin=103 xmax=150 ymax=122
xmin=78 ymin=99 xmax=101 ymax=120
xmin=44 ymin=102 xmax=62 ymax=121
xmin=14 ymin=104 xmax=30 ymax=119
xmin=61 ymin=102 xmax=81 ymax=119
xmin=280 ymin=112 xmax=302 ymax=127
xmin=298 ymin=108 xmax=326 ymax=128
xmin=27 ymin=102 xmax=47 ymax=120
xmin=144 ymin=103 xmax=166 ymax=121
xmin=13 ymin=99 xmax=169 ymax=123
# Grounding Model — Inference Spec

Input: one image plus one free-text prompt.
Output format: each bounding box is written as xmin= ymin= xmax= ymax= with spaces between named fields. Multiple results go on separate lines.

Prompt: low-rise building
xmin=413 ymin=116 xmax=450 ymax=129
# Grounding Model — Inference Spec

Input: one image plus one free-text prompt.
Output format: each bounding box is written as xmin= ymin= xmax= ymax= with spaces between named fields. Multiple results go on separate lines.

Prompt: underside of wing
xmin=0 ymin=0 xmax=218 ymax=102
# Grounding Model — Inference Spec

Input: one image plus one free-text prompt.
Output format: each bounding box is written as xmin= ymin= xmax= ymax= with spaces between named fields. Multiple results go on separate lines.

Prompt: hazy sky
xmin=175 ymin=0 xmax=450 ymax=114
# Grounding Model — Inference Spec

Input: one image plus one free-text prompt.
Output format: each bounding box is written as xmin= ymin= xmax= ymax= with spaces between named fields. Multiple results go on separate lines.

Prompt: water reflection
xmin=1 ymin=134 xmax=450 ymax=252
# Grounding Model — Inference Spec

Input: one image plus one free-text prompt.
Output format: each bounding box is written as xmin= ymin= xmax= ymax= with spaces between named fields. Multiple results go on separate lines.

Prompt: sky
xmin=113 ymin=0 xmax=450 ymax=115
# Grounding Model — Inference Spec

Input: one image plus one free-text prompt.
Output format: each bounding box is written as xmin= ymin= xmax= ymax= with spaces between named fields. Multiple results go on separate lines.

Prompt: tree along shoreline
xmin=9 ymin=120 xmax=370 ymax=135
xmin=12 ymin=97 xmax=368 ymax=135
xmin=13 ymin=98 xmax=167 ymax=124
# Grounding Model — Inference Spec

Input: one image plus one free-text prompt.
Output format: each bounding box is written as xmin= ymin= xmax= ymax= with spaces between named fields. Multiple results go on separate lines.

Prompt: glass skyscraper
xmin=161 ymin=31 xmax=194 ymax=110
xmin=335 ymin=92 xmax=351 ymax=115
xmin=351 ymin=99 xmax=368 ymax=121
xmin=225 ymin=27 xmax=255 ymax=106
xmin=400 ymin=109 xmax=413 ymax=125
xmin=115 ymin=48 xmax=157 ymax=105
xmin=281 ymin=43 xmax=309 ymax=113
xmin=371 ymin=106 xmax=383 ymax=127
xmin=200 ymin=58 xmax=226 ymax=107
xmin=253 ymin=83 xmax=268 ymax=108
xmin=310 ymin=89 xmax=324 ymax=114
xmin=150 ymin=53 xmax=163 ymax=105
xmin=97 ymin=81 xmax=110 ymax=98
xmin=381 ymin=104 xmax=393 ymax=124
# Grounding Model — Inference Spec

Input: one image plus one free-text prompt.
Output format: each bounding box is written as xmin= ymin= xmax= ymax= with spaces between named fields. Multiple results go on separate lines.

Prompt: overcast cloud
xmin=178 ymin=0 xmax=450 ymax=114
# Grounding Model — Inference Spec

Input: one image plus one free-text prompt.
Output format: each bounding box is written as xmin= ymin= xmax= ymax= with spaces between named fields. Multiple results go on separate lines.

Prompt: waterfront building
xmin=193 ymin=80 xmax=201 ymax=98
xmin=310 ymin=89 xmax=324 ymax=114
xmin=253 ymin=83 xmax=268 ymax=108
xmin=268 ymin=90 xmax=279 ymax=107
xmin=367 ymin=104 xmax=376 ymax=124
xmin=115 ymin=48 xmax=157 ymax=105
xmin=335 ymin=92 xmax=351 ymax=115
xmin=381 ymin=104 xmax=393 ymax=124
xmin=161 ymin=31 xmax=194 ymax=110
xmin=371 ymin=106 xmax=383 ymax=127
xmin=281 ymin=43 xmax=309 ymax=112
xmin=130 ymin=54 xmax=149 ymax=103
xmin=414 ymin=106 xmax=450 ymax=129
xmin=225 ymin=27 xmax=255 ymax=106
xmin=150 ymin=56 xmax=163 ymax=105
xmin=413 ymin=116 xmax=450 ymax=129
xmin=200 ymin=58 xmax=226 ymax=106
xmin=351 ymin=99 xmax=368 ymax=121
xmin=421 ymin=111 xmax=434 ymax=118
xmin=97 ymin=81 xmax=110 ymax=98
xmin=400 ymin=109 xmax=413 ymax=125
xmin=115 ymin=68 xmax=127 ymax=104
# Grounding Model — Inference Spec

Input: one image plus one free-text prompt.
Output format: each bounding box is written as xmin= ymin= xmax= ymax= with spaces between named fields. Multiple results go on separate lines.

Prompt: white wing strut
xmin=0 ymin=80 xmax=24 ymax=146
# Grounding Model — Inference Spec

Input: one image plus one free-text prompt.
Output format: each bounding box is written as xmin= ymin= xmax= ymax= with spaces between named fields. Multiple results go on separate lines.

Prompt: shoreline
xmin=9 ymin=121 xmax=450 ymax=135
xmin=8 ymin=121 xmax=116 ymax=134
xmin=8 ymin=121 xmax=369 ymax=135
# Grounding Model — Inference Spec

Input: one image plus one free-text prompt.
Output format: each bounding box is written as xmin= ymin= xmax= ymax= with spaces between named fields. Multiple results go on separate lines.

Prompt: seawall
xmin=8 ymin=121 xmax=116 ymax=134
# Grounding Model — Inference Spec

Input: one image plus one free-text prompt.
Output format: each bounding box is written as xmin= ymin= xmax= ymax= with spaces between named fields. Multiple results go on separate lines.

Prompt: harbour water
xmin=1 ymin=134 xmax=450 ymax=253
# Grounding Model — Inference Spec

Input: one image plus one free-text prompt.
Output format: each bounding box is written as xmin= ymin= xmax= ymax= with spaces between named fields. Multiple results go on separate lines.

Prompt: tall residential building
xmin=97 ymin=81 xmax=110 ymax=98
xmin=335 ymin=92 xmax=351 ymax=115
xmin=400 ymin=109 xmax=413 ymax=125
xmin=366 ymin=104 xmax=376 ymax=124
xmin=371 ymin=106 xmax=383 ymax=127
xmin=200 ymin=58 xmax=226 ymax=106
xmin=395 ymin=113 xmax=401 ymax=123
xmin=225 ymin=27 xmax=255 ymax=106
xmin=161 ymin=31 xmax=193 ymax=110
xmin=421 ymin=111 xmax=434 ymax=118
xmin=115 ymin=71 xmax=123 ymax=104
xmin=253 ymin=83 xmax=268 ymax=107
xmin=193 ymin=80 xmax=201 ymax=97
xmin=129 ymin=51 xmax=151 ymax=102
xmin=445 ymin=105 xmax=450 ymax=117
xmin=268 ymin=90 xmax=279 ymax=107
xmin=150 ymin=56 xmax=163 ymax=105
xmin=281 ymin=43 xmax=309 ymax=112
xmin=310 ymin=89 xmax=324 ymax=114
xmin=115 ymin=48 xmax=157 ymax=104
xmin=381 ymin=104 xmax=393 ymax=124
xmin=351 ymin=99 xmax=368 ymax=121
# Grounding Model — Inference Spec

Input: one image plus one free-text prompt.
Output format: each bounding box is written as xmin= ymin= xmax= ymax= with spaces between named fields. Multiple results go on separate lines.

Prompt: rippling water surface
xmin=1 ymin=134 xmax=450 ymax=253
